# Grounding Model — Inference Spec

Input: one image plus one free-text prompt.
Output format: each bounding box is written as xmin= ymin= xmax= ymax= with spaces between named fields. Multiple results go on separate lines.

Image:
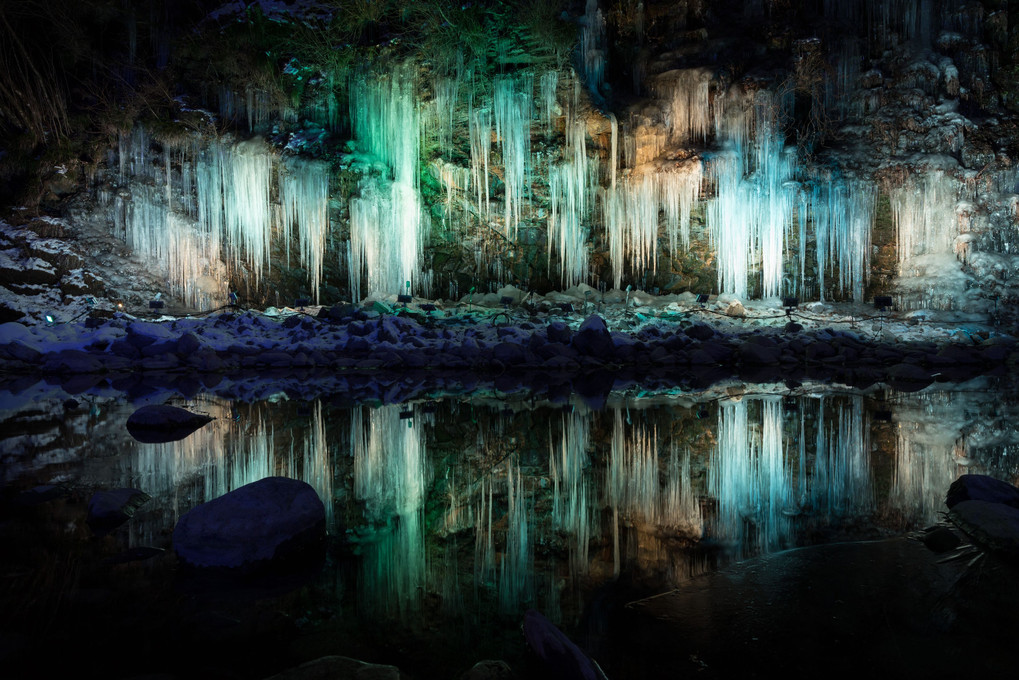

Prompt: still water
xmin=2 ymin=378 xmax=1017 ymax=678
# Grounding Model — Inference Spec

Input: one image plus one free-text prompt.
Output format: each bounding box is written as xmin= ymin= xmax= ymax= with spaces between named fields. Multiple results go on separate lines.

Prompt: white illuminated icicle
xmin=222 ymin=137 xmax=274 ymax=282
xmin=493 ymin=75 xmax=532 ymax=238
xmin=348 ymin=67 xmax=429 ymax=300
xmin=548 ymin=117 xmax=595 ymax=287
xmin=279 ymin=156 xmax=330 ymax=302
xmin=810 ymin=176 xmax=875 ymax=301
xmin=655 ymin=68 xmax=713 ymax=143
xmin=540 ymin=70 xmax=559 ymax=135
xmin=469 ymin=107 xmax=492 ymax=220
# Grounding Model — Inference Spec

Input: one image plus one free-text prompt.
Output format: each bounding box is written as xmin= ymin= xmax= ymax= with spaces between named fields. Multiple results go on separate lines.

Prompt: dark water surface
xmin=1 ymin=376 xmax=1017 ymax=678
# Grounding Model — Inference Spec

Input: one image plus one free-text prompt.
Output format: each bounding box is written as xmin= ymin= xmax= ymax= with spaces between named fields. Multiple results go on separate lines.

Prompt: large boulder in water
xmin=173 ymin=477 xmax=325 ymax=572
xmin=87 ymin=488 xmax=150 ymax=536
xmin=946 ymin=474 xmax=1019 ymax=510
xmin=127 ymin=404 xmax=213 ymax=443
xmin=523 ymin=609 xmax=608 ymax=680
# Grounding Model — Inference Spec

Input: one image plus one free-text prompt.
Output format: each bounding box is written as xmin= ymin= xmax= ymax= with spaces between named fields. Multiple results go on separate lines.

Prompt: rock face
xmin=523 ymin=609 xmax=607 ymax=680
xmin=173 ymin=477 xmax=325 ymax=571
xmin=87 ymin=488 xmax=150 ymax=535
xmin=948 ymin=501 xmax=1019 ymax=560
xmin=126 ymin=404 xmax=214 ymax=443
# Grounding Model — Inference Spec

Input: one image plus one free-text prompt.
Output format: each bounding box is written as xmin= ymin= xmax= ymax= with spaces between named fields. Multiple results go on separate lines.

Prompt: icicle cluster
xmin=348 ymin=66 xmax=429 ymax=300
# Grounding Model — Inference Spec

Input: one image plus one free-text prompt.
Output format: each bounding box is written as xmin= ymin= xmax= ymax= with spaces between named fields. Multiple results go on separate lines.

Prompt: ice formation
xmin=493 ymin=75 xmax=533 ymax=238
xmin=348 ymin=66 xmax=429 ymax=300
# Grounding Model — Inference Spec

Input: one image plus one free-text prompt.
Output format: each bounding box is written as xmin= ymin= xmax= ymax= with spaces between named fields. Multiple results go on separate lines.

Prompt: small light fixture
xmin=149 ymin=292 xmax=164 ymax=310
xmin=45 ymin=314 xmax=55 ymax=324
xmin=228 ymin=291 xmax=238 ymax=305
xmin=782 ymin=297 xmax=798 ymax=317
xmin=294 ymin=297 xmax=310 ymax=309
xmin=397 ymin=294 xmax=413 ymax=304
xmin=500 ymin=295 xmax=514 ymax=307
xmin=696 ymin=293 xmax=709 ymax=306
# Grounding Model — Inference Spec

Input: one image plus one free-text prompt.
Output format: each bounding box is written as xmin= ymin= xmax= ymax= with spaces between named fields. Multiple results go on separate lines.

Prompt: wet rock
xmin=126 ymin=404 xmax=214 ymax=443
xmin=264 ymin=655 xmax=401 ymax=680
xmin=571 ymin=315 xmax=613 ymax=359
xmin=460 ymin=660 xmax=513 ymax=680
xmin=919 ymin=526 xmax=962 ymax=553
xmin=946 ymin=474 xmax=1019 ymax=510
xmin=886 ymin=363 xmax=933 ymax=384
xmin=523 ymin=609 xmax=607 ymax=680
xmin=492 ymin=342 xmax=526 ymax=366
xmin=739 ymin=342 xmax=780 ymax=365
xmin=948 ymin=500 xmax=1019 ymax=559
xmin=2 ymin=341 xmax=41 ymax=364
xmin=547 ymin=321 xmax=573 ymax=344
xmin=173 ymin=477 xmax=325 ymax=571
xmin=87 ymin=488 xmax=150 ymax=536
xmin=685 ymin=323 xmax=714 ymax=341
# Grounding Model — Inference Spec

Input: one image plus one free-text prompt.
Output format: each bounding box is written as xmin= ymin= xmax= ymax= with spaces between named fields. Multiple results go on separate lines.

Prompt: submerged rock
xmin=173 ymin=476 xmax=325 ymax=572
xmin=460 ymin=660 xmax=513 ymax=680
xmin=523 ymin=609 xmax=608 ymax=680
xmin=948 ymin=500 xmax=1019 ymax=559
xmin=87 ymin=488 xmax=151 ymax=536
xmin=126 ymin=404 xmax=214 ymax=443
xmin=263 ymin=655 xmax=401 ymax=680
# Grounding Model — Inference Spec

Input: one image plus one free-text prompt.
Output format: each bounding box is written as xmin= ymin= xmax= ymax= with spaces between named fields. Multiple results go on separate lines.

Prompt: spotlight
xmin=560 ymin=302 xmax=574 ymax=313
xmin=148 ymin=300 xmax=164 ymax=310
xmin=397 ymin=294 xmax=413 ymax=304
xmin=84 ymin=297 xmax=96 ymax=307
xmin=228 ymin=291 xmax=238 ymax=305
xmin=399 ymin=409 xmax=414 ymax=420
xmin=45 ymin=314 xmax=55 ymax=324
xmin=294 ymin=297 xmax=310 ymax=309
xmin=419 ymin=303 xmax=437 ymax=312
xmin=500 ymin=295 xmax=514 ymax=307
xmin=874 ymin=295 xmax=893 ymax=311
xmin=696 ymin=293 xmax=710 ymax=306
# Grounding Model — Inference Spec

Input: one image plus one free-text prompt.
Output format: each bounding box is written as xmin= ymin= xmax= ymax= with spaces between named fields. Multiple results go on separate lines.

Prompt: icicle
xmin=348 ymin=66 xmax=429 ymax=299
xmin=493 ymin=76 xmax=532 ymax=238
xmin=655 ymin=68 xmax=713 ymax=143
xmin=221 ymin=137 xmax=274 ymax=282
xmin=469 ymin=107 xmax=492 ymax=220
xmin=279 ymin=156 xmax=330 ymax=302
xmin=579 ymin=0 xmax=606 ymax=95
xmin=548 ymin=118 xmax=595 ymax=287
xmin=540 ymin=70 xmax=559 ymax=136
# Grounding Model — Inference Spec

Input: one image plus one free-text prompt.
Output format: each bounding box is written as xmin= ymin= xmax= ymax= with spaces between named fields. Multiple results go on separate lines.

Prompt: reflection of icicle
xmin=499 ymin=461 xmax=533 ymax=613
xmin=550 ymin=411 xmax=593 ymax=576
xmin=709 ymin=399 xmax=792 ymax=554
xmin=352 ymin=404 xmax=429 ymax=619
xmin=812 ymin=396 xmax=873 ymax=518
xmin=888 ymin=424 xmax=959 ymax=527
xmin=302 ymin=402 xmax=333 ymax=531
xmin=662 ymin=447 xmax=702 ymax=536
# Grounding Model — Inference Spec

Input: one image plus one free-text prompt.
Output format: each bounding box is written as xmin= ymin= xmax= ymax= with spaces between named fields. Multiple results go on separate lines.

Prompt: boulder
xmin=571 ymin=315 xmax=613 ymax=359
xmin=946 ymin=474 xmax=1019 ymax=510
xmin=523 ymin=609 xmax=607 ymax=680
xmin=173 ymin=477 xmax=325 ymax=571
xmin=87 ymin=488 xmax=150 ymax=535
xmin=127 ymin=404 xmax=214 ymax=443
xmin=460 ymin=660 xmax=513 ymax=680
xmin=948 ymin=500 xmax=1019 ymax=559
xmin=264 ymin=655 xmax=401 ymax=680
